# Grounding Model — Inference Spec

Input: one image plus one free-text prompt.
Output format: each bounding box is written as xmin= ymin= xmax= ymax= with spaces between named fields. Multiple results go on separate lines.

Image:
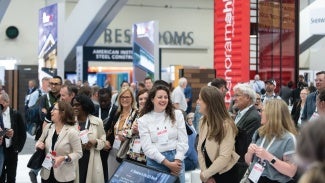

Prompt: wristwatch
xmin=270 ymin=157 xmax=277 ymax=164
xmin=64 ymin=155 xmax=70 ymax=162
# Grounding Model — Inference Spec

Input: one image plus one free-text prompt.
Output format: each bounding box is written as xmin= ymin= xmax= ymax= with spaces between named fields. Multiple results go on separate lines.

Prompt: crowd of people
xmin=0 ymin=71 xmax=323 ymax=183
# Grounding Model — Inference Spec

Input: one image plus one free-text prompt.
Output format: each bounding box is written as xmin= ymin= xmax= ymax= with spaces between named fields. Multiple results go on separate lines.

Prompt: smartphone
xmin=0 ymin=129 xmax=8 ymax=137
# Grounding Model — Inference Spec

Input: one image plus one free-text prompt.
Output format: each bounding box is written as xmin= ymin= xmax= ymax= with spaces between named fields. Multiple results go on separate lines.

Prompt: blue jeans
xmin=146 ymin=150 xmax=185 ymax=183
xmin=0 ymin=146 xmax=4 ymax=176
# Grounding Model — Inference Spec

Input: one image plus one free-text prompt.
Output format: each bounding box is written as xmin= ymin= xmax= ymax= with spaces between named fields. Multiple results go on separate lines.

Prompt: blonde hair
xmin=259 ymin=99 xmax=297 ymax=140
xmin=117 ymin=87 xmax=137 ymax=113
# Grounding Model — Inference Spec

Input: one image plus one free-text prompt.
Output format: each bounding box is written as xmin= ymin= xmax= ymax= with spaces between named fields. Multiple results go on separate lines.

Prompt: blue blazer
xmin=301 ymin=91 xmax=317 ymax=122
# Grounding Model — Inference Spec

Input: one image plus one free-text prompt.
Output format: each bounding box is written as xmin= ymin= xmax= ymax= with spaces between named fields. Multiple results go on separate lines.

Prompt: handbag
xmin=27 ymin=148 xmax=46 ymax=169
xmin=27 ymin=124 xmax=52 ymax=169
xmin=116 ymin=138 xmax=131 ymax=162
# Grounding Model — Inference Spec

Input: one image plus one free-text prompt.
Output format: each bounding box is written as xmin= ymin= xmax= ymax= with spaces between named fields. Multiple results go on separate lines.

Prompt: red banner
xmin=214 ymin=0 xmax=250 ymax=103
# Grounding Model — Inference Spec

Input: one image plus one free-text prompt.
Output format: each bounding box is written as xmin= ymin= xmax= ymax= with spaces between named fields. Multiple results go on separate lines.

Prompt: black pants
xmin=41 ymin=168 xmax=74 ymax=183
xmin=100 ymin=150 xmax=109 ymax=182
xmin=210 ymin=163 xmax=238 ymax=183
xmin=0 ymin=146 xmax=18 ymax=183
xmin=254 ymin=176 xmax=296 ymax=183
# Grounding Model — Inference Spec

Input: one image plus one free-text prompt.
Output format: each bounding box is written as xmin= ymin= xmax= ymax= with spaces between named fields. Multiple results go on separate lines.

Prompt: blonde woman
xmin=107 ymin=87 xmax=138 ymax=179
xmin=245 ymin=99 xmax=298 ymax=183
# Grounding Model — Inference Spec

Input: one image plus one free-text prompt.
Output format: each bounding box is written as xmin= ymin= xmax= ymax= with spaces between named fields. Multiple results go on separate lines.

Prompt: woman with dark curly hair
xmin=138 ymin=85 xmax=188 ymax=183
xmin=72 ymin=94 xmax=106 ymax=183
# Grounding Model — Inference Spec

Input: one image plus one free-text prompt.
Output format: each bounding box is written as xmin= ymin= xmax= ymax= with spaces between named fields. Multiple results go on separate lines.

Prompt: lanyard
xmin=85 ymin=116 xmax=90 ymax=129
xmin=260 ymin=137 xmax=276 ymax=151
xmin=99 ymin=105 xmax=113 ymax=120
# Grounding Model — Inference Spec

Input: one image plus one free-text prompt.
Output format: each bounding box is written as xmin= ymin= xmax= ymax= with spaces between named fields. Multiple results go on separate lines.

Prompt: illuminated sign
xmin=214 ymin=0 xmax=250 ymax=103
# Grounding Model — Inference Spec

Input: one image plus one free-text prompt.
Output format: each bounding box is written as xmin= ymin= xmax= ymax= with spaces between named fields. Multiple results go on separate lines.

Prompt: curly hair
xmin=140 ymin=85 xmax=175 ymax=123
xmin=73 ymin=94 xmax=95 ymax=114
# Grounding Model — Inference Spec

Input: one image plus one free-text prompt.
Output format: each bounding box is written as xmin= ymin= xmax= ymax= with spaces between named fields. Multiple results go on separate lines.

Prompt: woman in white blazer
xmin=36 ymin=101 xmax=82 ymax=183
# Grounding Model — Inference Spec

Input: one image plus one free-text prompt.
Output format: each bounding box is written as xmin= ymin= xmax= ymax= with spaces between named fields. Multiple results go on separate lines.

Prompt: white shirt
xmin=138 ymin=109 xmax=188 ymax=163
xmin=2 ymin=108 xmax=11 ymax=147
xmin=171 ymin=86 xmax=188 ymax=111
xmin=235 ymin=105 xmax=253 ymax=124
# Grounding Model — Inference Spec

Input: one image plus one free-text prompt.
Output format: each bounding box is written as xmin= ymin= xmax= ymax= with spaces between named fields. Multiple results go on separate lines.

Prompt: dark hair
xmin=316 ymin=71 xmax=325 ymax=76
xmin=57 ymin=101 xmax=75 ymax=125
xmin=140 ymin=85 xmax=175 ymax=122
xmin=136 ymin=89 xmax=148 ymax=108
xmin=144 ymin=76 xmax=153 ymax=82
xmin=210 ymin=77 xmax=227 ymax=89
xmin=53 ymin=75 xmax=63 ymax=84
xmin=138 ymin=82 xmax=145 ymax=89
xmin=153 ymin=79 xmax=170 ymax=89
xmin=120 ymin=80 xmax=130 ymax=87
xmin=78 ymin=86 xmax=92 ymax=97
xmin=74 ymin=94 xmax=95 ymax=114
xmin=98 ymin=87 xmax=112 ymax=97
xmin=62 ymin=84 xmax=78 ymax=96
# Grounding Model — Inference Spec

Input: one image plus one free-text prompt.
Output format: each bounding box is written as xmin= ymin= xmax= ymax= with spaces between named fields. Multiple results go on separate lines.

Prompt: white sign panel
xmin=310 ymin=8 xmax=325 ymax=35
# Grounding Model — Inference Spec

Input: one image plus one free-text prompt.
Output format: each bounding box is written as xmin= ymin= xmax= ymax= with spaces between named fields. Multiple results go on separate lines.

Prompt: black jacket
xmin=4 ymin=108 xmax=27 ymax=152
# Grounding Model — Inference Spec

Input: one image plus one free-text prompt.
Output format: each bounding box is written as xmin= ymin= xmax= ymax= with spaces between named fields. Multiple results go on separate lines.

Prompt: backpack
xmin=235 ymin=127 xmax=250 ymax=163
xmin=25 ymin=91 xmax=42 ymax=136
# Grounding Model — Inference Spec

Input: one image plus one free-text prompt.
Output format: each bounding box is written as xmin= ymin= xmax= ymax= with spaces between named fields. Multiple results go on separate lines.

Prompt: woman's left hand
xmin=255 ymin=146 xmax=272 ymax=160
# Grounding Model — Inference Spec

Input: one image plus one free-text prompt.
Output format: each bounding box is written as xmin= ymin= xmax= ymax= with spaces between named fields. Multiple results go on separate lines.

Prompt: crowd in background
xmin=0 ymin=71 xmax=323 ymax=183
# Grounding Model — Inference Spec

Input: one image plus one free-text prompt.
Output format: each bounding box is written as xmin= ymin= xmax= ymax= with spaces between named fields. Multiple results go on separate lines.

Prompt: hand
xmin=247 ymin=143 xmax=258 ymax=154
xmin=117 ymin=133 xmax=126 ymax=142
xmin=132 ymin=123 xmax=139 ymax=134
xmin=103 ymin=141 xmax=111 ymax=151
xmin=36 ymin=141 xmax=45 ymax=150
xmin=5 ymin=129 xmax=14 ymax=138
xmin=83 ymin=141 xmax=94 ymax=150
xmin=0 ymin=136 xmax=3 ymax=144
xmin=163 ymin=159 xmax=182 ymax=176
xmin=254 ymin=147 xmax=272 ymax=160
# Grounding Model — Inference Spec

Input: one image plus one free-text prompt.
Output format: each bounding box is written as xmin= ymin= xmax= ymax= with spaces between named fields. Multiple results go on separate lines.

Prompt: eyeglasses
xmin=52 ymin=107 xmax=59 ymax=111
xmin=120 ymin=96 xmax=132 ymax=99
xmin=256 ymin=98 xmax=261 ymax=100
xmin=50 ymin=82 xmax=61 ymax=86
xmin=300 ymin=93 xmax=308 ymax=95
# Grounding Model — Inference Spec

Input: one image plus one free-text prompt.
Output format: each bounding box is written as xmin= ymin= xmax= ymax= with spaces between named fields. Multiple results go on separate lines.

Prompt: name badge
xmin=248 ymin=163 xmax=265 ymax=183
xmin=157 ymin=129 xmax=168 ymax=144
xmin=79 ymin=130 xmax=89 ymax=144
xmin=42 ymin=153 xmax=53 ymax=170
xmin=113 ymin=135 xmax=121 ymax=149
xmin=132 ymin=138 xmax=141 ymax=153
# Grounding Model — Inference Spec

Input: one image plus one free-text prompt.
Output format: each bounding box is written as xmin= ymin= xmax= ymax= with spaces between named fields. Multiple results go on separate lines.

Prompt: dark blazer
xmin=236 ymin=106 xmax=261 ymax=144
xmin=7 ymin=108 xmax=27 ymax=152
xmin=301 ymin=91 xmax=317 ymax=122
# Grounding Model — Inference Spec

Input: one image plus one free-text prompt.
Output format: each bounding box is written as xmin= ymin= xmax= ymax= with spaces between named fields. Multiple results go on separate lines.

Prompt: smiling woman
xmin=72 ymin=94 xmax=106 ymax=183
xmin=138 ymin=85 xmax=189 ymax=183
xmin=107 ymin=87 xmax=138 ymax=179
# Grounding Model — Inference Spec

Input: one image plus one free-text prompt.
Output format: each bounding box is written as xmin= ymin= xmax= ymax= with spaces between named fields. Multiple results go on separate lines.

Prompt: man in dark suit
xmin=233 ymin=83 xmax=261 ymax=181
xmin=0 ymin=92 xmax=26 ymax=183
xmin=301 ymin=71 xmax=325 ymax=122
